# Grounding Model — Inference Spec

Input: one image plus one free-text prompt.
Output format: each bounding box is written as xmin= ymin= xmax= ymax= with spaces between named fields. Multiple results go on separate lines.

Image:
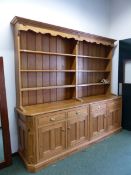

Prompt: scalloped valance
xmin=11 ymin=16 xmax=116 ymax=46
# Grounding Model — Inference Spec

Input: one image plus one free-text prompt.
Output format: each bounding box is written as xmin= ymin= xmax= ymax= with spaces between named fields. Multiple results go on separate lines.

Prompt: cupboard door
xmin=90 ymin=103 xmax=107 ymax=139
xmin=67 ymin=113 xmax=89 ymax=148
xmin=38 ymin=122 xmax=66 ymax=161
xmin=107 ymin=99 xmax=122 ymax=131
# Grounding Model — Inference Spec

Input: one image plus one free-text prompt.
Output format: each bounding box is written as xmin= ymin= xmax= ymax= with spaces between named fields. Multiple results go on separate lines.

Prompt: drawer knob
xmin=76 ymin=112 xmax=79 ymax=115
xmin=61 ymin=128 xmax=65 ymax=132
xmin=50 ymin=117 xmax=55 ymax=121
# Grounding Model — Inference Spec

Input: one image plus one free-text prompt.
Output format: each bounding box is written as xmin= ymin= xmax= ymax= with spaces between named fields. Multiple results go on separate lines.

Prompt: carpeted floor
xmin=0 ymin=128 xmax=4 ymax=161
xmin=1 ymin=130 xmax=131 ymax=175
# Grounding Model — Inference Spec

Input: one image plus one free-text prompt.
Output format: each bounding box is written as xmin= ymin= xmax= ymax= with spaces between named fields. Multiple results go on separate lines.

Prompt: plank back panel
xmin=18 ymin=27 xmax=113 ymax=106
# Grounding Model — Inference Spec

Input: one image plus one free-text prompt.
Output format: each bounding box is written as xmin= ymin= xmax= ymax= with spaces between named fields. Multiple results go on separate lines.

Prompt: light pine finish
xmin=11 ymin=17 xmax=122 ymax=172
xmin=17 ymin=96 xmax=121 ymax=172
xmin=67 ymin=106 xmax=89 ymax=148
xmin=38 ymin=121 xmax=66 ymax=161
xmin=107 ymin=99 xmax=122 ymax=131
xmin=90 ymin=102 xmax=107 ymax=139
xmin=11 ymin=17 xmax=115 ymax=107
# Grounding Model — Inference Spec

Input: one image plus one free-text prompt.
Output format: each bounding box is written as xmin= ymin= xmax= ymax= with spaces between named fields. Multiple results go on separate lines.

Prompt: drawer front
xmin=107 ymin=99 xmax=121 ymax=112
xmin=90 ymin=102 xmax=106 ymax=116
xmin=68 ymin=106 xmax=89 ymax=118
xmin=37 ymin=112 xmax=66 ymax=126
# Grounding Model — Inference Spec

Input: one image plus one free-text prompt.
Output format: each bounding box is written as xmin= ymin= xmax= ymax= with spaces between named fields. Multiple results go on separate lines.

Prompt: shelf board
xmin=78 ymin=55 xmax=110 ymax=60
xmin=20 ymin=50 xmax=110 ymax=60
xmin=20 ymin=50 xmax=76 ymax=57
xmin=77 ymin=70 xmax=110 ymax=73
xmin=20 ymin=70 xmax=76 ymax=72
xmin=77 ymin=83 xmax=110 ymax=87
xmin=21 ymin=85 xmax=76 ymax=91
xmin=20 ymin=69 xmax=110 ymax=73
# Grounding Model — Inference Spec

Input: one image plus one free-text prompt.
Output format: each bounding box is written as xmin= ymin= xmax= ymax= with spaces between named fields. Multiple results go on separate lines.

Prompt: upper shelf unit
xmin=11 ymin=16 xmax=115 ymax=107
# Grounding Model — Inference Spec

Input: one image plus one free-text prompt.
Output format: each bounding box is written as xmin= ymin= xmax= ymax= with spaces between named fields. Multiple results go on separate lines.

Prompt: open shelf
xmin=21 ymin=87 xmax=76 ymax=106
xmin=21 ymin=72 xmax=76 ymax=88
xmin=77 ymin=70 xmax=110 ymax=73
xmin=78 ymin=57 xmax=110 ymax=71
xmin=78 ymin=40 xmax=112 ymax=58
xmin=20 ymin=70 xmax=110 ymax=73
xmin=77 ymin=85 xmax=110 ymax=98
xmin=20 ymin=53 xmax=76 ymax=70
xmin=77 ymin=83 xmax=110 ymax=87
xmin=77 ymin=71 xmax=110 ymax=85
xmin=20 ymin=31 xmax=77 ymax=55
xmin=21 ymin=85 xmax=76 ymax=91
xmin=78 ymin=55 xmax=110 ymax=60
xmin=20 ymin=49 xmax=110 ymax=60
xmin=20 ymin=70 xmax=76 ymax=72
xmin=20 ymin=49 xmax=76 ymax=57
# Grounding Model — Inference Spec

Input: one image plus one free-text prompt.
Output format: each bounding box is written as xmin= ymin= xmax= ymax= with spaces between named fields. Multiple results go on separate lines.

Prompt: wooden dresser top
xmin=16 ymin=95 xmax=121 ymax=116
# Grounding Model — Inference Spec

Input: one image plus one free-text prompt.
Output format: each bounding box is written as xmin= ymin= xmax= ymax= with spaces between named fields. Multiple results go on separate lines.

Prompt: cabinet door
xmin=107 ymin=99 xmax=122 ymax=131
xmin=38 ymin=122 xmax=66 ymax=161
xmin=90 ymin=102 xmax=107 ymax=139
xmin=67 ymin=107 xmax=89 ymax=148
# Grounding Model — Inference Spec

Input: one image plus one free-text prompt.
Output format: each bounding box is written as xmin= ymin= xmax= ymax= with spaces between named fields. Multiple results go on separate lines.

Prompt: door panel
xmin=67 ymin=114 xmax=88 ymax=148
xmin=107 ymin=99 xmax=121 ymax=131
xmin=90 ymin=103 xmax=107 ymax=139
xmin=38 ymin=122 xmax=66 ymax=160
xmin=107 ymin=110 xmax=121 ymax=130
xmin=90 ymin=114 xmax=106 ymax=139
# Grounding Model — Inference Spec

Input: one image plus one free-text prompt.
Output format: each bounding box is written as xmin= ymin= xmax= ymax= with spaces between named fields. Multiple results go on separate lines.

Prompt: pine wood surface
xmin=16 ymin=94 xmax=121 ymax=116
xmin=15 ymin=29 xmax=113 ymax=106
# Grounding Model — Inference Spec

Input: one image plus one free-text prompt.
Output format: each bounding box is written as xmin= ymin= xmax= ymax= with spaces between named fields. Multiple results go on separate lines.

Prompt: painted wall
xmin=110 ymin=0 xmax=131 ymax=40
xmin=0 ymin=0 xmax=111 ymax=153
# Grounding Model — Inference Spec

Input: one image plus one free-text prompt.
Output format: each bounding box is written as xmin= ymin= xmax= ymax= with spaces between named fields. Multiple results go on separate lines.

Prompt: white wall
xmin=0 ymin=0 xmax=111 ymax=153
xmin=109 ymin=0 xmax=131 ymax=95
xmin=110 ymin=0 xmax=131 ymax=40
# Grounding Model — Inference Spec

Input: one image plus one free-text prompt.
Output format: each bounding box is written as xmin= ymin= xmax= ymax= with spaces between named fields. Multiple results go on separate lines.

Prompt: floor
xmin=1 ymin=130 xmax=131 ymax=175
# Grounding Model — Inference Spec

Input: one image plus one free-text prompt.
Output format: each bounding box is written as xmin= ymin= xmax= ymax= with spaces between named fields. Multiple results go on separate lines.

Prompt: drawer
xmin=68 ymin=106 xmax=89 ymax=118
xmin=90 ymin=102 xmax=106 ymax=116
xmin=107 ymin=99 xmax=121 ymax=112
xmin=37 ymin=112 xmax=66 ymax=126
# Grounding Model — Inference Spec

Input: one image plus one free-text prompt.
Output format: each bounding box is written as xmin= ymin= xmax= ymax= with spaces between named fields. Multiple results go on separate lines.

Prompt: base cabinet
xmin=17 ymin=97 xmax=122 ymax=172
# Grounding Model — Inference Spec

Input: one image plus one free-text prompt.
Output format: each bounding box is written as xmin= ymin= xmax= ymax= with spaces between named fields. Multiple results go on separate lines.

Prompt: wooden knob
xmin=76 ymin=112 xmax=79 ymax=115
xmin=98 ymin=106 xmax=100 ymax=109
xmin=67 ymin=127 xmax=71 ymax=130
xmin=50 ymin=117 xmax=55 ymax=121
xmin=61 ymin=129 xmax=65 ymax=132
